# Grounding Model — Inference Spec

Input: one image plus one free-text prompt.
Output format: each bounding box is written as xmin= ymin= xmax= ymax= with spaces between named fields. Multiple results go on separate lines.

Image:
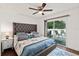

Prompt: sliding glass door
xmin=44 ymin=16 xmax=68 ymax=46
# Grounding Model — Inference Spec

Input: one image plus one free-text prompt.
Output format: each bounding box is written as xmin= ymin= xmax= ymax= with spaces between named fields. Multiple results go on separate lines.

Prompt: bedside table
xmin=1 ymin=39 xmax=13 ymax=52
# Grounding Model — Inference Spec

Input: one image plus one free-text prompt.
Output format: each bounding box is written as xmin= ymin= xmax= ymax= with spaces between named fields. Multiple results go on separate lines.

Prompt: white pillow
xmin=14 ymin=35 xmax=18 ymax=48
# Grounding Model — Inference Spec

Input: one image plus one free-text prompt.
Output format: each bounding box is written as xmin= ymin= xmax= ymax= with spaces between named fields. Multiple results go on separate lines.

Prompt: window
xmin=47 ymin=21 xmax=66 ymax=29
xmin=47 ymin=21 xmax=53 ymax=29
xmin=55 ymin=21 xmax=66 ymax=29
xmin=47 ymin=20 xmax=66 ymax=45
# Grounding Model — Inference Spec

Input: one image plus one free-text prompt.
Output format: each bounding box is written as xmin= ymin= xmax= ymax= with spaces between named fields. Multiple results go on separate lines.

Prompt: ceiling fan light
xmin=39 ymin=11 xmax=43 ymax=14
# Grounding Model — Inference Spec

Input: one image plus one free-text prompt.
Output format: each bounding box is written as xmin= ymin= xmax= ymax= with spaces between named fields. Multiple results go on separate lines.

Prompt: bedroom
xmin=0 ymin=3 xmax=79 ymax=56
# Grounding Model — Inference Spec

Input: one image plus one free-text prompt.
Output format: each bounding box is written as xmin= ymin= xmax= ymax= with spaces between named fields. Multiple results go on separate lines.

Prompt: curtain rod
xmin=44 ymin=15 xmax=70 ymax=21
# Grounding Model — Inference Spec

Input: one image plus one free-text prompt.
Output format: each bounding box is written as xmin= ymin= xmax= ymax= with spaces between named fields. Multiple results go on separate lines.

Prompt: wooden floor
xmin=1 ymin=45 xmax=79 ymax=56
xmin=1 ymin=48 xmax=17 ymax=56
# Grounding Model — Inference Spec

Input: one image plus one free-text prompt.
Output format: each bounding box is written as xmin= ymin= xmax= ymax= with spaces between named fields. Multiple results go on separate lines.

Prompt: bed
xmin=13 ymin=23 xmax=56 ymax=56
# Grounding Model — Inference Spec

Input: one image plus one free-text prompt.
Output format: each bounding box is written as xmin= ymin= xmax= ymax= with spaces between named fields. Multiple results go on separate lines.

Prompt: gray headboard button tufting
xmin=13 ymin=23 xmax=37 ymax=35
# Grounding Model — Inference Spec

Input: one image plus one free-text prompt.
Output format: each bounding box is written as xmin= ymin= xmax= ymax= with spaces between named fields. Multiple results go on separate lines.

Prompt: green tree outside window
xmin=47 ymin=21 xmax=53 ymax=29
xmin=47 ymin=20 xmax=66 ymax=29
xmin=55 ymin=21 xmax=66 ymax=29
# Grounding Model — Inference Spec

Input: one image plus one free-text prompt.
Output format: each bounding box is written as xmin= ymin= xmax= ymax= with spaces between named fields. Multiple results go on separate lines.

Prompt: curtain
xmin=44 ymin=20 xmax=48 ymax=37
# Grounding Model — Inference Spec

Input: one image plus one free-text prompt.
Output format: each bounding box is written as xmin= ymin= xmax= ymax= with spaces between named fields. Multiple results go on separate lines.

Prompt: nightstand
xmin=1 ymin=39 xmax=13 ymax=52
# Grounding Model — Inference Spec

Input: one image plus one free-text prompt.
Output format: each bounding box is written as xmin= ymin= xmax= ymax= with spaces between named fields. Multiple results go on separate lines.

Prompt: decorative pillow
xmin=16 ymin=32 xmax=29 ymax=41
xmin=31 ymin=32 xmax=39 ymax=38
xmin=28 ymin=35 xmax=33 ymax=39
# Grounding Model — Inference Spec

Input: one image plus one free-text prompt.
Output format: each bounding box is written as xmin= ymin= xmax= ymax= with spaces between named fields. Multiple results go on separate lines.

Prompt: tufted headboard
xmin=13 ymin=23 xmax=37 ymax=35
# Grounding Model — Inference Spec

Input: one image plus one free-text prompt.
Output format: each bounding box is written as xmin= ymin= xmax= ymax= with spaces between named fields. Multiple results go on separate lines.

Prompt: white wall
xmin=0 ymin=15 xmax=39 ymax=32
xmin=66 ymin=8 xmax=79 ymax=51
xmin=0 ymin=4 xmax=41 ymax=35
xmin=38 ymin=7 xmax=79 ymax=51
xmin=0 ymin=9 xmax=40 ymax=35
xmin=0 ymin=24 xmax=1 ymax=56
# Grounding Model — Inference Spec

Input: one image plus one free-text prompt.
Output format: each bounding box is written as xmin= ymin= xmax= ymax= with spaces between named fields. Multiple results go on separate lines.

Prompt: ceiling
xmin=0 ymin=3 xmax=79 ymax=19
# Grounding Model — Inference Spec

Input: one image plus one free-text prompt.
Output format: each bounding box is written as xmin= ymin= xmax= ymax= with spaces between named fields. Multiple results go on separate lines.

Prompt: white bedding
xmin=14 ymin=36 xmax=48 ymax=56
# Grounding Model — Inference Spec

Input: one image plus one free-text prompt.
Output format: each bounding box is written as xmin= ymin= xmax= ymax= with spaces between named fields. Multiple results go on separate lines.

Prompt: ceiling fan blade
xmin=29 ymin=7 xmax=38 ymax=10
xmin=42 ymin=13 xmax=44 ymax=15
xmin=42 ymin=3 xmax=46 ymax=8
xmin=33 ymin=12 xmax=38 ymax=15
xmin=43 ymin=9 xmax=53 ymax=11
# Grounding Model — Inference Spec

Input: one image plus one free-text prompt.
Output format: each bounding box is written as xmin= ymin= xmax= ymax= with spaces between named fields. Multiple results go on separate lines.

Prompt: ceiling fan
xmin=29 ymin=3 xmax=53 ymax=15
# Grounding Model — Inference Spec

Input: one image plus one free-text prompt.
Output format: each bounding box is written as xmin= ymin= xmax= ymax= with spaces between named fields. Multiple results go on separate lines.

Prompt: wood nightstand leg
xmin=2 ymin=49 xmax=4 ymax=53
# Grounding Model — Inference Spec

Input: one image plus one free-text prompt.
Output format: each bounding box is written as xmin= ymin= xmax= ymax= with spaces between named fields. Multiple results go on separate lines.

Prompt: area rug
xmin=47 ymin=47 xmax=76 ymax=56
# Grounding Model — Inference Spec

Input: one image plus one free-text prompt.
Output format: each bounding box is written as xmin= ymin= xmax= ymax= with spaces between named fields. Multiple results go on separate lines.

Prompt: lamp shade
xmin=4 ymin=32 xmax=10 ymax=36
xmin=1 ymin=32 xmax=12 ymax=40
